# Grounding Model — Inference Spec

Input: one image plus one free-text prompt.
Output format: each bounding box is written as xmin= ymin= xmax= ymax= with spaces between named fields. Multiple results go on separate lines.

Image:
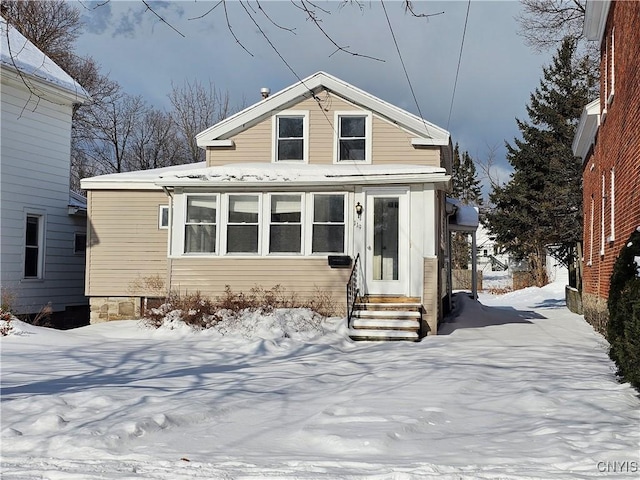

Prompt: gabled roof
xmin=196 ymin=71 xmax=450 ymax=148
xmin=0 ymin=17 xmax=89 ymax=103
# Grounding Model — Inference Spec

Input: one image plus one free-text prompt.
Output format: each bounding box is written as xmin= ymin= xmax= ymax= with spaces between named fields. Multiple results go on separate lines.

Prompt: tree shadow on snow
xmin=438 ymin=292 xmax=546 ymax=335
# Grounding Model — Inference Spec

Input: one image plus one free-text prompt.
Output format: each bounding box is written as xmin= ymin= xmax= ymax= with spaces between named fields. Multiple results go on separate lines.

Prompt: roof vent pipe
xmin=260 ymin=87 xmax=270 ymax=99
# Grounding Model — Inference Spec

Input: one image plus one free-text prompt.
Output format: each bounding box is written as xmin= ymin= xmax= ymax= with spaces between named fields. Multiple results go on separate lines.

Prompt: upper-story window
xmin=274 ymin=111 xmax=308 ymax=162
xmin=335 ymin=112 xmax=372 ymax=163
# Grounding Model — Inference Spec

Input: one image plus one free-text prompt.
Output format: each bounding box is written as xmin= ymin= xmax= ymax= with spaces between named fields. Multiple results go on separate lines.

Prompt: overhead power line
xmin=447 ymin=0 xmax=471 ymax=130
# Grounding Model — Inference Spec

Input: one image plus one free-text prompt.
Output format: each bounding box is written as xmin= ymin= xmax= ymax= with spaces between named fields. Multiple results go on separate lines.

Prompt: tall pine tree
xmin=451 ymin=143 xmax=483 ymax=269
xmin=486 ymin=38 xmax=591 ymax=286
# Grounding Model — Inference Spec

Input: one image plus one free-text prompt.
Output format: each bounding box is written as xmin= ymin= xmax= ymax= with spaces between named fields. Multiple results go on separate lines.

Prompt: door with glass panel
xmin=364 ymin=188 xmax=409 ymax=295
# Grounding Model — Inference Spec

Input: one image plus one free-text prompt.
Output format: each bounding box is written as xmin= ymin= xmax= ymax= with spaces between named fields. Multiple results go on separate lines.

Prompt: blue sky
xmin=74 ymin=0 xmax=553 ymax=191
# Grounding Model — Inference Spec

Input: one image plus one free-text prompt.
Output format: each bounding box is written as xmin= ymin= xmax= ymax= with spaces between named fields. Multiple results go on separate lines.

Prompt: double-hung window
xmin=24 ymin=214 xmax=44 ymax=278
xmin=275 ymin=112 xmax=308 ymax=162
xmin=185 ymin=196 xmax=217 ymax=253
xmin=336 ymin=112 xmax=371 ymax=162
xmin=227 ymin=195 xmax=260 ymax=254
xmin=269 ymin=194 xmax=302 ymax=254
xmin=311 ymin=194 xmax=345 ymax=253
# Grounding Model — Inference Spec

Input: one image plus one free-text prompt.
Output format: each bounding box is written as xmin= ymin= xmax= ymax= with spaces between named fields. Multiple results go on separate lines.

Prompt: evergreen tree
xmin=451 ymin=143 xmax=483 ymax=269
xmin=486 ymin=38 xmax=591 ymax=286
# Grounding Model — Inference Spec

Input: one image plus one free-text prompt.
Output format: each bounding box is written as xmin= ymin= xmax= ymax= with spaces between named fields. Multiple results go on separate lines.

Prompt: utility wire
xmin=447 ymin=0 xmax=471 ymax=130
xmin=380 ymin=0 xmax=432 ymax=138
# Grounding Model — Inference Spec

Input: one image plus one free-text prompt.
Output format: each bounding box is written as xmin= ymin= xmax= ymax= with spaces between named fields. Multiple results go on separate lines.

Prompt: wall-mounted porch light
xmin=355 ymin=202 xmax=363 ymax=218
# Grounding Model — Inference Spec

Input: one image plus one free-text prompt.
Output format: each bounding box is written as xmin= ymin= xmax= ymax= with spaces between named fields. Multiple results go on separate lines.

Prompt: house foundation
xmin=89 ymin=297 xmax=141 ymax=324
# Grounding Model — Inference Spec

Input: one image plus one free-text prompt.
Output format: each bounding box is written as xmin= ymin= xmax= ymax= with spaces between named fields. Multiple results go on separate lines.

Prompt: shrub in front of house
xmin=143 ymin=285 xmax=337 ymax=331
xmin=607 ymin=228 xmax=640 ymax=390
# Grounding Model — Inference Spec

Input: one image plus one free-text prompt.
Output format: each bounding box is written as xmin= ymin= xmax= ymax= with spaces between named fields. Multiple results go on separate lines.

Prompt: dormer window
xmin=274 ymin=111 xmax=308 ymax=162
xmin=335 ymin=112 xmax=372 ymax=163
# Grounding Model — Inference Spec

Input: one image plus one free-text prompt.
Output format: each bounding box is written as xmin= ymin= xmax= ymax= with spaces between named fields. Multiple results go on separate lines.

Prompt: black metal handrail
xmin=346 ymin=253 xmax=360 ymax=328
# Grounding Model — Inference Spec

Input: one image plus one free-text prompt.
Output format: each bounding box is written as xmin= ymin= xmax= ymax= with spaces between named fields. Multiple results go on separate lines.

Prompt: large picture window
xmin=24 ymin=214 xmax=44 ymax=278
xmin=185 ymin=196 xmax=217 ymax=253
xmin=227 ymin=195 xmax=260 ymax=253
xmin=312 ymin=194 xmax=345 ymax=253
xmin=276 ymin=115 xmax=305 ymax=162
xmin=269 ymin=194 xmax=302 ymax=254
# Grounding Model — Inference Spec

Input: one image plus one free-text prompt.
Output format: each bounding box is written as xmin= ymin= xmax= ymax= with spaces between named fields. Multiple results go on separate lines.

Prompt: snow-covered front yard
xmin=1 ymin=279 xmax=639 ymax=479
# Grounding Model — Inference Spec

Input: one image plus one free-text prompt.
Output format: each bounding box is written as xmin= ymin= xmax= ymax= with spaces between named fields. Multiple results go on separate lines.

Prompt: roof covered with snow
xmin=0 ymin=17 xmax=89 ymax=102
xmin=447 ymin=197 xmax=480 ymax=231
xmin=82 ymin=162 xmax=450 ymax=190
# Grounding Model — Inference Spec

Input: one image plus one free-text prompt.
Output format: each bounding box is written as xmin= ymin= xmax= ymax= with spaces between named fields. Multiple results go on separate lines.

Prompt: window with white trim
xmin=269 ymin=194 xmax=302 ymax=254
xmin=159 ymin=205 xmax=169 ymax=229
xmin=227 ymin=194 xmax=260 ymax=254
xmin=185 ymin=195 xmax=217 ymax=254
xmin=274 ymin=112 xmax=308 ymax=162
xmin=311 ymin=194 xmax=346 ymax=253
xmin=609 ymin=168 xmax=615 ymax=242
xmin=334 ymin=112 xmax=372 ymax=163
xmin=24 ymin=214 xmax=44 ymax=278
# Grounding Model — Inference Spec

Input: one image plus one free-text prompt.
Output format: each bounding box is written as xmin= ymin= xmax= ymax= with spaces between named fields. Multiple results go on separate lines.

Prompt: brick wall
xmin=582 ymin=1 xmax=640 ymax=328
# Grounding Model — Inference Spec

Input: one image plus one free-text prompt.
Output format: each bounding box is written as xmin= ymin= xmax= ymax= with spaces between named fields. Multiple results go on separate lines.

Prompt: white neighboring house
xmin=1 ymin=18 xmax=90 ymax=326
xmin=475 ymin=222 xmax=509 ymax=272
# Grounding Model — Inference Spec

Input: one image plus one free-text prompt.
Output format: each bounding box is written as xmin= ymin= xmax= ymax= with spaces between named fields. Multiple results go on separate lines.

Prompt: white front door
xmin=364 ymin=188 xmax=409 ymax=295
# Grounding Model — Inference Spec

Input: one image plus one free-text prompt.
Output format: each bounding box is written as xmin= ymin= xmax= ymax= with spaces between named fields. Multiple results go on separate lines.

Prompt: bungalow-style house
xmin=0 ymin=18 xmax=90 ymax=327
xmin=81 ymin=72 xmax=459 ymax=340
xmin=572 ymin=0 xmax=640 ymax=332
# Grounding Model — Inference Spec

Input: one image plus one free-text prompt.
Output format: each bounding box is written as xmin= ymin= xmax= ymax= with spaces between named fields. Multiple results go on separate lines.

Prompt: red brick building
xmin=573 ymin=0 xmax=640 ymax=333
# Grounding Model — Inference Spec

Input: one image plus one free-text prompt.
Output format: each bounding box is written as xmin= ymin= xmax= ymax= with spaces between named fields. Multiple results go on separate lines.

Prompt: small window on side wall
xmin=24 ymin=214 xmax=44 ymax=279
xmin=74 ymin=233 xmax=87 ymax=254
xmin=159 ymin=205 xmax=169 ymax=229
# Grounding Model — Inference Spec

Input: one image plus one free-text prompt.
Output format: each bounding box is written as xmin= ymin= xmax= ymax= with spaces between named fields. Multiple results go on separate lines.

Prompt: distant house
xmin=82 ymin=72 xmax=465 ymax=340
xmin=572 ymin=1 xmax=640 ymax=332
xmin=0 ymin=18 xmax=90 ymax=327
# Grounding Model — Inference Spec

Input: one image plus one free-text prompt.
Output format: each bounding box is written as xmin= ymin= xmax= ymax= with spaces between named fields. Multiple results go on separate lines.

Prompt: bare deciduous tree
xmin=516 ymin=0 xmax=586 ymax=52
xmin=168 ymin=79 xmax=231 ymax=164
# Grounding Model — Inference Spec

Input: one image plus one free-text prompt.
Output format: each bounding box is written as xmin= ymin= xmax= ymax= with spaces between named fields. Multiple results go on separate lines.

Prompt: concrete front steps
xmin=348 ymin=297 xmax=422 ymax=341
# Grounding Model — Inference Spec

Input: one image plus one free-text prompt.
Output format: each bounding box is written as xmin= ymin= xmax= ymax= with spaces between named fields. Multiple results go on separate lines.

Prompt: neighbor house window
xmin=336 ymin=112 xmax=371 ymax=162
xmin=269 ymin=194 xmax=302 ymax=254
xmin=159 ymin=205 xmax=169 ymax=229
xmin=74 ymin=233 xmax=87 ymax=254
xmin=227 ymin=194 xmax=260 ymax=254
xmin=274 ymin=112 xmax=308 ymax=162
xmin=311 ymin=194 xmax=345 ymax=253
xmin=185 ymin=196 xmax=217 ymax=253
xmin=24 ymin=214 xmax=44 ymax=278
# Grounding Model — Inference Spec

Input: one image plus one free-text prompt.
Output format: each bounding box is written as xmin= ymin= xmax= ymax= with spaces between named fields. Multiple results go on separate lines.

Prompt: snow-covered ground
xmin=1 ymin=279 xmax=639 ymax=479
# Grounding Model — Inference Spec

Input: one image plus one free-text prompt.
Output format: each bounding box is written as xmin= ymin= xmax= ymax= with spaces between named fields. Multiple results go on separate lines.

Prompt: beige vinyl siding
xmin=207 ymin=91 xmax=442 ymax=167
xmin=371 ymin=117 xmax=441 ymax=167
xmin=87 ymin=190 xmax=169 ymax=296
xmin=170 ymin=257 xmax=350 ymax=314
xmin=422 ymin=256 xmax=439 ymax=335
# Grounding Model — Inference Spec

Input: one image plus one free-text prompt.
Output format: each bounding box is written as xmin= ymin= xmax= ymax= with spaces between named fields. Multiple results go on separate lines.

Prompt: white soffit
xmin=583 ymin=0 xmax=611 ymax=43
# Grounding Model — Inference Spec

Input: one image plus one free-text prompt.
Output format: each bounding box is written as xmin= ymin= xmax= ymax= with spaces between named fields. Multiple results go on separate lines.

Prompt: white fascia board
xmin=155 ymin=173 xmax=451 ymax=189
xmin=196 ymin=71 xmax=449 ymax=147
xmin=1 ymin=67 xmax=90 ymax=105
xmin=583 ymin=0 xmax=611 ymax=43
xmin=572 ymin=98 xmax=600 ymax=159
xmin=411 ymin=137 xmax=451 ymax=147
xmin=81 ymin=179 xmax=164 ymax=190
